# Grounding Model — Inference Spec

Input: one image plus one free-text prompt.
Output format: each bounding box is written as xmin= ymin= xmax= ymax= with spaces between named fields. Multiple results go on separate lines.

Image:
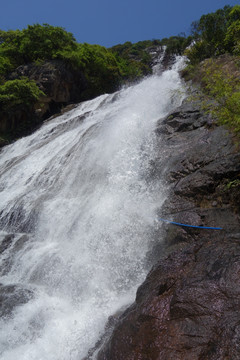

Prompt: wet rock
xmin=97 ymin=97 xmax=240 ymax=359
xmin=83 ymin=310 xmax=124 ymax=360
xmin=0 ymin=233 xmax=29 ymax=275
xmin=98 ymin=239 xmax=240 ymax=360
xmin=158 ymin=101 xmax=240 ymax=244
xmin=0 ymin=233 xmax=15 ymax=254
xmin=0 ymin=283 xmax=33 ymax=317
xmin=0 ymin=233 xmax=33 ymax=317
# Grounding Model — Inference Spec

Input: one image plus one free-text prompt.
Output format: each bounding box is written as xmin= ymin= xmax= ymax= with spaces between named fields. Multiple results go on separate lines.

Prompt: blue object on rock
xmin=158 ymin=218 xmax=223 ymax=230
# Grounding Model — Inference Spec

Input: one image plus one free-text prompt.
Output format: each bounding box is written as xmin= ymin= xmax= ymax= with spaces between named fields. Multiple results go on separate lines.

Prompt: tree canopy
xmin=185 ymin=5 xmax=240 ymax=63
xmin=0 ymin=24 xmax=77 ymax=70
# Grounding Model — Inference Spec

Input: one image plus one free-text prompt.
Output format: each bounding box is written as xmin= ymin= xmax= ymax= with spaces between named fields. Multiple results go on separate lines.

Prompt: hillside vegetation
xmin=0 ymin=24 xmax=130 ymax=105
xmin=182 ymin=5 xmax=240 ymax=135
xmin=0 ymin=4 xmax=240 ymax=145
xmin=0 ymin=24 xmax=152 ymax=144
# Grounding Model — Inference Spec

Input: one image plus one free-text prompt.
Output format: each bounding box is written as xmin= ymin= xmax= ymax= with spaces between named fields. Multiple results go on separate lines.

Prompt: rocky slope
xmin=96 ymin=99 xmax=240 ymax=360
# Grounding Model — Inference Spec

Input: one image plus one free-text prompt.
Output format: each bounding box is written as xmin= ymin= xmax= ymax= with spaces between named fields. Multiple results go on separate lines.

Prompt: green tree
xmin=0 ymin=54 xmax=12 ymax=78
xmin=0 ymin=77 xmax=45 ymax=110
xmin=186 ymin=5 xmax=233 ymax=63
xmin=0 ymin=24 xmax=77 ymax=67
xmin=0 ymin=25 xmax=127 ymax=98
xmin=161 ymin=36 xmax=192 ymax=55
xmin=224 ymin=5 xmax=240 ymax=55
xmin=200 ymin=60 xmax=240 ymax=133
xmin=194 ymin=6 xmax=231 ymax=54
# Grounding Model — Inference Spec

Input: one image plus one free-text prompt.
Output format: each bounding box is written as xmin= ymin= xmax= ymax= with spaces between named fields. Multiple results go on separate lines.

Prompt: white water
xmin=0 ymin=58 xmax=185 ymax=360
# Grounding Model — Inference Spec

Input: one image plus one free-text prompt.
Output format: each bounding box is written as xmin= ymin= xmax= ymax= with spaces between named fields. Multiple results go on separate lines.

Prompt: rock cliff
xmin=0 ymin=60 xmax=87 ymax=145
xmin=8 ymin=60 xmax=88 ymax=115
xmin=96 ymin=99 xmax=240 ymax=360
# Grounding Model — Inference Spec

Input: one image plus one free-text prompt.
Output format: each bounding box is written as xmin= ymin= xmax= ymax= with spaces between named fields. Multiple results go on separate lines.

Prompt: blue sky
xmin=1 ymin=0 xmax=240 ymax=47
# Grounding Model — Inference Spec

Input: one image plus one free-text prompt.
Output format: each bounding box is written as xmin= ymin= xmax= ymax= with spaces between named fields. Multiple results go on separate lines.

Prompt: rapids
xmin=0 ymin=57 xmax=185 ymax=359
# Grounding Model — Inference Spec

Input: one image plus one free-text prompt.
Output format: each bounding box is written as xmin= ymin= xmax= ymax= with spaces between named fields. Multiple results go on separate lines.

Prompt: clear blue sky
xmin=1 ymin=0 xmax=239 ymax=47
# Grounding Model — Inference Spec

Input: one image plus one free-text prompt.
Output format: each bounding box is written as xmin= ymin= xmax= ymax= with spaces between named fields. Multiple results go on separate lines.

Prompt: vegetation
xmin=109 ymin=40 xmax=157 ymax=79
xmin=183 ymin=4 xmax=240 ymax=64
xmin=197 ymin=58 xmax=240 ymax=133
xmin=182 ymin=5 xmax=240 ymax=65
xmin=0 ymin=25 xmax=124 ymax=97
xmin=109 ymin=37 xmax=192 ymax=77
xmin=0 ymin=5 xmax=240 ymax=142
xmin=0 ymin=24 xmax=77 ymax=71
xmin=0 ymin=77 xmax=45 ymax=110
xmin=184 ymin=5 xmax=240 ymax=63
xmin=182 ymin=5 xmax=240 ymax=135
xmin=0 ymin=77 xmax=45 ymax=142
xmin=186 ymin=6 xmax=232 ymax=63
xmin=110 ymin=4 xmax=240 ymax=136
xmin=0 ymin=24 xmax=150 ymax=88
xmin=160 ymin=35 xmax=192 ymax=55
xmin=57 ymin=42 xmax=124 ymax=96
xmin=0 ymin=24 xmax=157 ymax=144
xmin=0 ymin=77 xmax=46 ymax=143
xmin=225 ymin=179 xmax=240 ymax=190
xmin=224 ymin=5 xmax=240 ymax=55
xmin=0 ymin=25 xmax=193 ymax=121
xmin=0 ymin=78 xmax=45 ymax=110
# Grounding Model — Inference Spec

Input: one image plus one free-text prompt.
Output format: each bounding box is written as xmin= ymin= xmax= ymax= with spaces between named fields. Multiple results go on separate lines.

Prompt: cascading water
xmin=0 ymin=57 xmax=186 ymax=360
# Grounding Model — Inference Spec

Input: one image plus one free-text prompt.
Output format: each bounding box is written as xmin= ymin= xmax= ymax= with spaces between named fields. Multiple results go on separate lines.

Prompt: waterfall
xmin=0 ymin=57 xmax=186 ymax=360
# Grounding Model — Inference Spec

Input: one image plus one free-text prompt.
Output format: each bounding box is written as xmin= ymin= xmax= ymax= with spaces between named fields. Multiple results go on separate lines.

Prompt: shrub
xmin=225 ymin=6 xmax=240 ymax=54
xmin=184 ymin=40 xmax=213 ymax=64
xmin=0 ymin=77 xmax=45 ymax=110
xmin=0 ymin=24 xmax=77 ymax=67
xmin=0 ymin=55 xmax=13 ymax=77
xmin=109 ymin=40 xmax=155 ymax=78
xmin=186 ymin=5 xmax=240 ymax=64
xmin=200 ymin=59 xmax=240 ymax=133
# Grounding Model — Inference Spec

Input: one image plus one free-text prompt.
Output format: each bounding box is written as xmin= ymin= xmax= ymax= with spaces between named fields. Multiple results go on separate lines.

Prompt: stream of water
xmin=0 ymin=57 xmax=185 ymax=360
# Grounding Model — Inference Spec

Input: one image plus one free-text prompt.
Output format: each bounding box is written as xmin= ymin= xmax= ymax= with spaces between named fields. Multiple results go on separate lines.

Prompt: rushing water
xmin=0 ymin=58 xmax=185 ymax=360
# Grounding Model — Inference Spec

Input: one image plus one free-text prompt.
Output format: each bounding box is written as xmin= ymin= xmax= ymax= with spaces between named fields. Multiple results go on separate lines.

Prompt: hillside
xmin=0 ymin=26 xmax=167 ymax=146
xmin=0 ymin=4 xmax=240 ymax=146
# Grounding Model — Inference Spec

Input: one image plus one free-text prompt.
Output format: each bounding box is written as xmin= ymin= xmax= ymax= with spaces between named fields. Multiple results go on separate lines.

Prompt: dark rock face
xmin=0 ymin=232 xmax=29 ymax=275
xmin=98 ymin=240 xmax=240 ymax=360
xmin=0 ymin=283 xmax=33 ymax=318
xmin=97 ymin=99 xmax=240 ymax=360
xmin=0 ymin=60 xmax=87 ymax=144
xmin=0 ymin=232 xmax=33 ymax=318
xmin=146 ymin=46 xmax=176 ymax=71
xmin=8 ymin=60 xmax=87 ymax=117
xmin=154 ymin=100 xmax=240 ymax=242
